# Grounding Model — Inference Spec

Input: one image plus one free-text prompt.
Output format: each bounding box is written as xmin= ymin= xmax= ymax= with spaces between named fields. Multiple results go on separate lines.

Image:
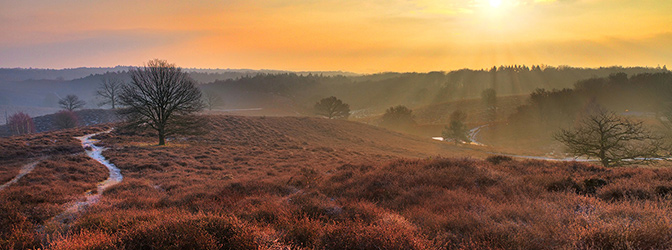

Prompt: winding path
xmin=0 ymin=160 xmax=41 ymax=192
xmin=60 ymin=129 xmax=123 ymax=216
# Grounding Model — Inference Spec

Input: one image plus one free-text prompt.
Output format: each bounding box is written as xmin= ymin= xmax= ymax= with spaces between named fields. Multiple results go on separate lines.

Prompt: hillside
xmin=3 ymin=115 xmax=672 ymax=249
xmin=0 ymin=109 xmax=119 ymax=137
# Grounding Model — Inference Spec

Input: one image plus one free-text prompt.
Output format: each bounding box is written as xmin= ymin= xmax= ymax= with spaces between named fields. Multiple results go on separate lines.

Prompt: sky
xmin=1 ymin=0 xmax=671 ymax=73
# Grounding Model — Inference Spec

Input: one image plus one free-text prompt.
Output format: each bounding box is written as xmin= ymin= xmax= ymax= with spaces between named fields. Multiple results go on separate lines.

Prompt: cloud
xmin=0 ymin=29 xmax=205 ymax=68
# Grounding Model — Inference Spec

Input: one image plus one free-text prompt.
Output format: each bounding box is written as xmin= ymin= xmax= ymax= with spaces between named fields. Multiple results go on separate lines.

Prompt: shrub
xmin=53 ymin=110 xmax=79 ymax=129
xmin=47 ymin=230 xmax=118 ymax=250
xmin=320 ymin=220 xmax=431 ymax=250
xmin=546 ymin=177 xmax=582 ymax=193
xmin=486 ymin=155 xmax=513 ymax=165
xmin=120 ymin=218 xmax=220 ymax=250
xmin=583 ymin=178 xmax=608 ymax=194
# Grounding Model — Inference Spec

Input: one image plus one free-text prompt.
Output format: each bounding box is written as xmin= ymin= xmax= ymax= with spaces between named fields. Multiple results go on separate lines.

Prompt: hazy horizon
xmin=2 ymin=0 xmax=671 ymax=73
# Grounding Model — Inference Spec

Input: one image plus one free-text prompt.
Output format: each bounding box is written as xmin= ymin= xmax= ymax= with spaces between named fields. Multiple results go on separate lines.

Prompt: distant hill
xmin=0 ymin=65 xmax=667 ymax=118
xmin=203 ymin=65 xmax=669 ymax=113
xmin=0 ymin=66 xmax=131 ymax=82
xmin=0 ymin=67 xmax=357 ymax=82
xmin=0 ymin=109 xmax=119 ymax=137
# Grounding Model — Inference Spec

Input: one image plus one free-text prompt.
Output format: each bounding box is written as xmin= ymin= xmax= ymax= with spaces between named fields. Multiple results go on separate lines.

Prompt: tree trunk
xmin=599 ymin=150 xmax=609 ymax=167
xmin=158 ymin=130 xmax=166 ymax=146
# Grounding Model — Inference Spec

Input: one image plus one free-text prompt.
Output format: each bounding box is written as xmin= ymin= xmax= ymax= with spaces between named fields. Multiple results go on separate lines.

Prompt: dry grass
xmin=3 ymin=115 xmax=672 ymax=249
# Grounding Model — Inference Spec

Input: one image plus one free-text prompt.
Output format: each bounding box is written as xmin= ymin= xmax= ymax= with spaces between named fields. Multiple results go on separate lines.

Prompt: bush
xmin=546 ymin=177 xmax=582 ymax=193
xmin=53 ymin=110 xmax=79 ymax=129
xmin=320 ymin=220 xmax=431 ymax=250
xmin=47 ymin=230 xmax=118 ymax=250
xmin=486 ymin=155 xmax=513 ymax=165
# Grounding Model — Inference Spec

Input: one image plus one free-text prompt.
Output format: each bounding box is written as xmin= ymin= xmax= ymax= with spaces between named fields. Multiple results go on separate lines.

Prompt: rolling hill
xmin=2 ymin=115 xmax=672 ymax=249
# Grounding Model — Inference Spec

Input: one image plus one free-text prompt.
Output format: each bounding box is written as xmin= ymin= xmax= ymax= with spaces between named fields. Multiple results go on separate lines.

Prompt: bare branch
xmin=118 ymin=59 xmax=205 ymax=145
xmin=554 ymin=106 xmax=666 ymax=167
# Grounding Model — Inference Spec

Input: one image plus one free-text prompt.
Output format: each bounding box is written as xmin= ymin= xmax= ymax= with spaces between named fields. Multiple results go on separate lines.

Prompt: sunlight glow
xmin=490 ymin=0 xmax=502 ymax=8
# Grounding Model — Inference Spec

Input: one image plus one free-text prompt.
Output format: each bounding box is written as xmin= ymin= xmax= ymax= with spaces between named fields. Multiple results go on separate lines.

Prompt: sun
xmin=489 ymin=0 xmax=502 ymax=8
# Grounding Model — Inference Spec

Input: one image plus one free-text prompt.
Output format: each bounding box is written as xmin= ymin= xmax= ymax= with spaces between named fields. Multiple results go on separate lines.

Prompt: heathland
xmin=3 ymin=67 xmax=672 ymax=249
xmin=3 ymin=114 xmax=672 ymax=249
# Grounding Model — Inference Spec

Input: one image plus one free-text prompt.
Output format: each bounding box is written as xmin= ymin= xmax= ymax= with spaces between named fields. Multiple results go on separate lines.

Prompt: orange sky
xmin=1 ymin=0 xmax=671 ymax=73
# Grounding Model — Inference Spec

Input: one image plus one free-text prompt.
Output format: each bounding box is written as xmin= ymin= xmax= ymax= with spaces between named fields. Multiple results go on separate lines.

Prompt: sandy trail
xmin=56 ymin=129 xmax=123 ymax=219
xmin=0 ymin=160 xmax=41 ymax=192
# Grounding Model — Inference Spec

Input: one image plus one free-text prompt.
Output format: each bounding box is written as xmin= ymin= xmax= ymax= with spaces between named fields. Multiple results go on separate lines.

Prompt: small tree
xmin=118 ymin=59 xmax=205 ymax=146
xmin=314 ymin=96 xmax=350 ymax=119
xmin=481 ymin=88 xmax=497 ymax=121
xmin=381 ymin=105 xmax=415 ymax=129
xmin=8 ymin=112 xmax=35 ymax=135
xmin=58 ymin=94 xmax=86 ymax=111
xmin=442 ymin=110 xmax=470 ymax=144
xmin=554 ymin=106 xmax=665 ymax=167
xmin=202 ymin=92 xmax=224 ymax=111
xmin=96 ymin=77 xmax=124 ymax=109
xmin=53 ymin=110 xmax=79 ymax=129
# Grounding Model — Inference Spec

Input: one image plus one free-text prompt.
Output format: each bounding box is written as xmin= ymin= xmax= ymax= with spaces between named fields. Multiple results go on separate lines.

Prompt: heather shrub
xmin=598 ymin=181 xmax=652 ymax=201
xmin=72 ymin=209 xmax=168 ymax=234
xmin=120 ymin=218 xmax=221 ymax=250
xmin=583 ymin=178 xmax=608 ymax=194
xmin=546 ymin=177 xmax=582 ymax=193
xmin=281 ymin=217 xmax=324 ymax=248
xmin=338 ymin=201 xmax=386 ymax=224
xmin=47 ymin=230 xmax=118 ymax=250
xmin=320 ymin=220 xmax=431 ymax=250
xmin=103 ymin=178 xmax=166 ymax=209
xmin=194 ymin=214 xmax=257 ymax=250
xmin=0 ymin=201 xmax=40 ymax=249
xmin=486 ymin=155 xmax=513 ymax=165
xmin=654 ymin=185 xmax=672 ymax=197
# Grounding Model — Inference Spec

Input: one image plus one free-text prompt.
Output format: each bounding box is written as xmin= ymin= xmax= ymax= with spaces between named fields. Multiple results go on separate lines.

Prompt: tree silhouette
xmin=96 ymin=77 xmax=124 ymax=109
xmin=202 ymin=92 xmax=224 ymax=111
xmin=481 ymin=88 xmax=497 ymax=122
xmin=442 ymin=110 xmax=470 ymax=144
xmin=58 ymin=94 xmax=86 ymax=111
xmin=554 ymin=106 xmax=665 ymax=167
xmin=381 ymin=105 xmax=415 ymax=130
xmin=118 ymin=59 xmax=205 ymax=146
xmin=314 ymin=96 xmax=350 ymax=119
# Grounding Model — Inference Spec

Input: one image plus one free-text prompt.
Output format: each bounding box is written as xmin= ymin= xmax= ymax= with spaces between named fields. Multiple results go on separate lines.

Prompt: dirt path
xmin=52 ymin=129 xmax=123 ymax=222
xmin=0 ymin=160 xmax=41 ymax=192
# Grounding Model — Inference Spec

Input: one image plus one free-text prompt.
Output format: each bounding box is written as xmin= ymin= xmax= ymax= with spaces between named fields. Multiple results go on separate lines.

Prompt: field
xmin=2 ymin=115 xmax=672 ymax=249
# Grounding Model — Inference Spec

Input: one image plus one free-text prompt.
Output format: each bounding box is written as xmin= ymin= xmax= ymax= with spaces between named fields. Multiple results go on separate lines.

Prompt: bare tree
xmin=7 ymin=112 xmax=35 ymax=135
xmin=96 ymin=77 xmax=124 ymax=109
xmin=554 ymin=106 xmax=665 ymax=167
xmin=203 ymin=92 xmax=224 ymax=111
xmin=314 ymin=96 xmax=350 ymax=119
xmin=118 ymin=59 xmax=205 ymax=146
xmin=58 ymin=94 xmax=86 ymax=111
